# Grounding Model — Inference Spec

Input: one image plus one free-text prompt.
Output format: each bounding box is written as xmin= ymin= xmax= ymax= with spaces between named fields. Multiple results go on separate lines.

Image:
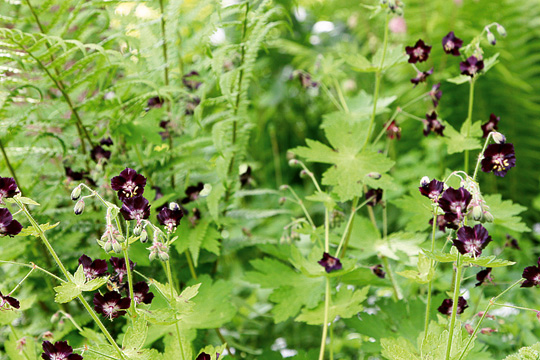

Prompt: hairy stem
xmin=464 ymin=79 xmax=476 ymax=173
xmin=165 ymin=259 xmax=186 ymax=360
xmin=318 ymin=278 xmax=331 ymax=360
xmin=423 ymin=212 xmax=438 ymax=341
xmin=445 ymin=254 xmax=463 ymax=360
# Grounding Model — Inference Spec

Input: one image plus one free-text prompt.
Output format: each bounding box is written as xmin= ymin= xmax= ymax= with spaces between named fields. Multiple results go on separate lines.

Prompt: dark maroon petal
xmin=67 ymin=354 xmax=84 ymax=360
xmin=196 ymin=353 xmax=211 ymax=360
xmin=371 ymin=264 xmax=386 ymax=279
xmin=0 ymin=177 xmax=19 ymax=199
xmin=385 ymin=120 xmax=401 ymax=140
xmin=442 ymin=31 xmax=463 ymax=56
xmin=90 ymin=146 xmax=111 ymax=163
xmin=3 ymin=219 xmax=22 ymax=237
xmin=318 ymin=252 xmax=342 ymax=273
xmin=182 ymin=182 xmax=205 ymax=204
xmin=120 ymin=197 xmax=151 ymax=221
xmin=460 ymin=56 xmax=485 ymax=77
xmin=41 ymin=341 xmax=55 ymax=358
xmin=405 ymin=39 xmax=432 ymax=63
xmin=78 ymin=255 xmax=93 ymax=268
xmin=240 ymin=166 xmax=253 ymax=187
xmin=475 ymin=268 xmax=492 ymax=287
xmin=117 ymin=297 xmax=131 ymax=310
xmin=100 ymin=137 xmax=114 ymax=146
xmin=5 ymin=295 xmax=20 ymax=309
xmin=522 ymin=265 xmax=540 ymax=287
xmin=365 ymin=188 xmax=383 ymax=206
xmin=419 ymin=179 xmax=444 ymax=200
xmin=481 ymin=113 xmax=500 ymax=138
xmin=481 ymin=143 xmax=516 ymax=177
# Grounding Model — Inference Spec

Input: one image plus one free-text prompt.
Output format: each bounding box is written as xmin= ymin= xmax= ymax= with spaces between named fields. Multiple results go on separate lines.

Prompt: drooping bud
xmin=169 ymin=202 xmax=180 ymax=211
xmin=472 ymin=205 xmax=483 ymax=221
xmin=71 ymin=186 xmax=82 ymax=201
xmin=149 ymin=251 xmax=157 ymax=262
xmin=74 ymin=199 xmax=85 ymax=215
xmin=140 ymin=229 xmax=148 ymax=243
xmin=112 ymin=240 xmax=123 ymax=254
xmin=288 ymin=159 xmax=299 ymax=167
xmin=133 ymin=225 xmax=142 ymax=236
xmin=279 ymin=197 xmax=286 ymax=206
xmin=496 ymin=24 xmax=507 ymax=37
xmin=279 ymin=185 xmax=289 ymax=191
xmin=492 ymin=132 xmax=506 ymax=144
xmin=51 ymin=312 xmax=60 ymax=323
xmin=486 ymin=30 xmax=496 ymax=46
xmin=420 ymin=176 xmax=430 ymax=187
xmin=299 ymin=170 xmax=308 ymax=178
xmin=158 ymin=251 xmax=170 ymax=262
xmin=367 ymin=172 xmax=382 ymax=179
xmin=483 ymin=211 xmax=494 ymax=223
xmin=103 ymin=240 xmax=113 ymax=253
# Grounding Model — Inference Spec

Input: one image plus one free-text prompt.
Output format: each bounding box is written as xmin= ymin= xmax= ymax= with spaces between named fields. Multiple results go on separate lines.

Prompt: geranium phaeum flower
xmin=475 ymin=268 xmax=492 ymax=287
xmin=423 ymin=111 xmax=445 ymax=136
xmin=419 ymin=179 xmax=444 ymax=201
xmin=157 ymin=206 xmax=183 ymax=233
xmin=90 ymin=145 xmax=111 ymax=163
xmin=109 ymin=257 xmax=135 ymax=283
xmin=93 ymin=291 xmax=130 ymax=320
xmin=437 ymin=297 xmax=468 ymax=315
xmin=505 ymin=234 xmax=520 ymax=250
xmin=183 ymin=71 xmax=202 ymax=91
xmin=196 ymin=353 xmax=211 ymax=360
xmin=318 ymin=252 xmax=342 ymax=273
xmin=295 ymin=71 xmax=319 ymax=89
xmin=185 ymin=96 xmax=200 ymax=115
xmin=0 ymin=208 xmax=22 ymax=237
xmin=443 ymin=212 xmax=461 ymax=230
xmin=481 ymin=143 xmax=516 ymax=177
xmin=147 ymin=96 xmax=164 ymax=110
xmin=182 ymin=182 xmax=204 ymax=204
xmin=429 ymin=83 xmax=442 ymax=108
xmin=240 ymin=166 xmax=253 ymax=188
xmin=460 ymin=56 xmax=484 ymax=77
xmin=41 ymin=340 xmax=83 ymax=360
xmin=365 ymin=188 xmax=383 ymax=207
xmin=405 ymin=39 xmax=432 ymax=63
xmin=429 ymin=214 xmax=448 ymax=232
xmin=132 ymin=282 xmax=154 ymax=305
xmin=521 ymin=257 xmax=540 ymax=288
xmin=453 ymin=224 xmax=492 ymax=257
xmin=0 ymin=290 xmax=20 ymax=309
xmin=100 ymin=137 xmax=113 ymax=146
xmin=371 ymin=264 xmax=386 ymax=279
xmin=442 ymin=31 xmax=463 ymax=56
xmin=120 ymin=196 xmax=151 ymax=224
xmin=385 ymin=120 xmax=401 ymax=140
xmin=0 ymin=176 xmax=19 ymax=202
xmin=111 ymin=168 xmax=147 ymax=201
xmin=410 ymin=68 xmax=433 ymax=86
xmin=481 ymin=113 xmax=500 ymax=138
xmin=438 ymin=187 xmax=472 ymax=220
xmin=78 ymin=255 xmax=108 ymax=280
xmin=64 ymin=167 xmax=85 ymax=182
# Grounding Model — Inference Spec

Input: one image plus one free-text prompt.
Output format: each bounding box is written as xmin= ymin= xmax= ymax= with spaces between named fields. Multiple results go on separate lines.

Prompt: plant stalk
xmin=464 ymin=79 xmax=476 ymax=173
xmin=445 ymin=254 xmax=463 ymax=360
xmin=318 ymin=278 xmax=331 ymax=360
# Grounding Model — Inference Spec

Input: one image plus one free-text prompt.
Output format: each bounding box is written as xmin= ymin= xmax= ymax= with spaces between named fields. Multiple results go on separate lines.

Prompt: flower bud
xmin=279 ymin=185 xmax=289 ymax=191
xmin=279 ymin=197 xmax=286 ymax=205
xmin=483 ymin=211 xmax=494 ymax=223
xmin=496 ymin=24 xmax=507 ymax=37
xmin=71 ymin=186 xmax=81 ymax=201
xmin=140 ymin=229 xmax=148 ymax=243
xmin=420 ymin=176 xmax=430 ymax=187
xmin=149 ymin=251 xmax=158 ymax=262
xmin=367 ymin=172 xmax=382 ymax=179
xmin=133 ymin=225 xmax=142 ymax=236
xmin=51 ymin=312 xmax=60 ymax=323
xmin=74 ymin=199 xmax=85 ymax=215
xmin=486 ymin=30 xmax=496 ymax=46
xmin=103 ymin=240 xmax=113 ymax=253
xmin=169 ymin=202 xmax=180 ymax=211
xmin=112 ymin=240 xmax=122 ymax=254
xmin=288 ymin=159 xmax=299 ymax=167
xmin=299 ymin=170 xmax=308 ymax=178
xmin=472 ymin=205 xmax=483 ymax=221
xmin=492 ymin=132 xmax=506 ymax=144
xmin=158 ymin=251 xmax=170 ymax=262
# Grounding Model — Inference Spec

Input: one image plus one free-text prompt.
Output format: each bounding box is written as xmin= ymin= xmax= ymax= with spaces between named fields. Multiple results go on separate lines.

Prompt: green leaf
xmin=381 ymin=337 xmax=419 ymax=360
xmin=447 ymin=75 xmax=470 ymax=85
xmin=305 ymin=191 xmax=337 ymax=210
xmin=375 ymin=232 xmax=426 ymax=262
xmin=485 ymin=194 xmax=530 ymax=233
xmin=122 ymin=316 xmax=148 ymax=352
xmin=206 ymin=183 xmax=225 ymax=225
xmin=341 ymin=53 xmax=375 ymax=72
xmin=295 ymin=286 xmax=369 ymax=325
xmin=397 ymin=253 xmax=434 ymax=284
xmin=54 ymin=281 xmax=81 ymax=303
xmin=394 ymin=191 xmax=433 ymax=232
xmin=423 ymin=250 xmax=457 ymax=263
xmin=444 ymin=122 xmax=482 ymax=154
xmin=81 ymin=276 xmax=108 ymax=292
xmin=197 ymin=345 xmax=227 ymax=360
xmin=6 ymin=196 xmax=40 ymax=206
xmin=463 ymin=254 xmax=515 ymax=268
xmin=483 ymin=53 xmax=500 ymax=74
xmin=19 ymin=222 xmax=60 ymax=237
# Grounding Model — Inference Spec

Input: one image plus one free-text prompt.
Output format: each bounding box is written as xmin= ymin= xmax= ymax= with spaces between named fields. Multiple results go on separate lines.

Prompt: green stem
xmin=492 ymin=302 xmax=537 ymax=312
xmin=464 ymin=79 xmax=476 ymax=174
xmin=445 ymin=254 xmax=463 ymax=360
xmin=285 ymin=186 xmax=316 ymax=229
xmin=324 ymin=208 xmax=330 ymax=253
xmin=472 ymin=132 xmax=494 ymax=181
xmin=165 ymin=260 xmax=186 ymax=360
xmin=362 ymin=13 xmax=390 ymax=151
xmin=122 ymin=245 xmax=136 ymax=319
xmin=9 ymin=267 xmax=34 ymax=295
xmin=318 ymin=278 xmax=331 ymax=360
xmin=14 ymin=197 xmax=125 ymax=359
xmin=0 ymin=138 xmax=22 ymax=194
xmin=335 ymin=197 xmax=359 ymax=257
xmin=457 ymin=279 xmax=523 ymax=360
xmin=0 ymin=260 xmax=65 ymax=283
xmin=333 ymin=78 xmax=349 ymax=113
xmin=382 ymin=256 xmax=401 ymax=300
xmin=423 ymin=212 xmax=438 ymax=341
xmin=185 ymin=250 xmax=198 ymax=280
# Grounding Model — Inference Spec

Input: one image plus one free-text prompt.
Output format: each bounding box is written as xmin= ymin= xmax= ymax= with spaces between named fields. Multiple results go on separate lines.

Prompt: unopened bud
xmin=420 ymin=176 xmax=430 ymax=187
xmin=103 ymin=240 xmax=113 ymax=253
xmin=483 ymin=211 xmax=494 ymax=223
xmin=487 ymin=30 xmax=496 ymax=46
xmin=279 ymin=197 xmax=286 ymax=206
xmin=169 ymin=202 xmax=180 ymax=211
xmin=464 ymin=323 xmax=474 ymax=335
xmin=71 ymin=186 xmax=81 ymax=201
xmin=492 ymin=132 xmax=506 ymax=144
xmin=158 ymin=251 xmax=169 ymax=262
xmin=112 ymin=240 xmax=122 ymax=254
xmin=51 ymin=312 xmax=60 ymax=323
xmin=133 ymin=225 xmax=142 ymax=236
xmin=140 ymin=229 xmax=148 ymax=243
xmin=367 ymin=172 xmax=382 ymax=179
xmin=536 ymin=311 xmax=540 ymax=322
xmin=472 ymin=206 xmax=483 ymax=221
xmin=279 ymin=185 xmax=289 ymax=191
xmin=288 ymin=159 xmax=299 ymax=167
xmin=74 ymin=199 xmax=85 ymax=215
xmin=299 ymin=170 xmax=308 ymax=178
xmin=496 ymin=24 xmax=507 ymax=37
xmin=149 ymin=251 xmax=158 ymax=262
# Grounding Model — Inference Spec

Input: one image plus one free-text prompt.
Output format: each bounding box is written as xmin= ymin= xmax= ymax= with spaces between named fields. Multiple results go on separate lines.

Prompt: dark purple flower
xmin=429 ymin=214 xmax=448 ymax=232
xmin=410 ymin=68 xmax=433 ymax=86
xmin=442 ymin=212 xmax=461 ymax=230
xmin=438 ymin=187 xmax=472 ymax=220
xmin=120 ymin=197 xmax=151 ymax=224
xmin=90 ymin=145 xmax=111 ymax=163
xmin=132 ymin=282 xmax=154 ymax=305
xmin=64 ymin=167 xmax=85 ymax=182
xmin=157 ymin=206 xmax=184 ymax=232
xmin=429 ymin=83 xmax=442 ymax=108
xmin=78 ymin=255 xmax=108 ymax=280
xmin=480 ymin=143 xmax=516 ymax=177
xmin=100 ymin=137 xmax=113 ymax=146
xmin=0 ymin=208 xmax=22 ymax=237
xmin=437 ymin=297 xmax=468 ymax=315
xmin=453 ymin=224 xmax=492 ymax=257
xmin=0 ymin=176 xmax=19 ymax=202
xmin=442 ymin=31 xmax=463 ymax=56
xmin=190 ymin=207 xmax=202 ymax=226
xmin=295 ymin=71 xmax=319 ymax=89
xmin=365 ymin=188 xmax=383 ymax=207
xmin=182 ymin=182 xmax=204 ymax=204
xmin=183 ymin=71 xmax=202 ymax=91
xmin=318 ymin=252 xmax=342 ymax=273
xmin=147 ymin=96 xmax=164 ymax=110
xmin=93 ymin=291 xmax=130 ymax=320
xmin=481 ymin=113 xmax=500 ymax=138
xmin=460 ymin=56 xmax=484 ymax=77
xmin=240 ymin=166 xmax=253 ymax=187
xmin=0 ymin=290 xmax=20 ymax=309
xmin=522 ymin=258 xmax=540 ymax=288
xmin=185 ymin=96 xmax=200 ymax=115
xmin=405 ymin=39 xmax=431 ymax=63
xmin=419 ymin=179 xmax=444 ymax=201
xmin=111 ymin=168 xmax=147 ymax=201
xmin=109 ymin=257 xmax=135 ymax=283
xmin=423 ymin=111 xmax=445 ymax=136
xmin=41 ymin=340 xmax=83 ymax=360
xmin=505 ymin=234 xmax=520 ymax=250
xmin=385 ymin=120 xmax=401 ymax=140
xmin=371 ymin=264 xmax=386 ymax=279
xmin=196 ymin=353 xmax=211 ymax=360
xmin=475 ymin=268 xmax=492 ymax=287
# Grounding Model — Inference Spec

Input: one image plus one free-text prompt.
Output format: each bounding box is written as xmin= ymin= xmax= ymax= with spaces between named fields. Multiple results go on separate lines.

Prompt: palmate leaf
xmin=54 ymin=266 xmax=108 ymax=303
xmin=423 ymin=250 xmax=515 ymax=267
xmin=484 ymin=194 xmax=530 ymax=233
xmin=397 ymin=253 xmax=434 ymax=284
xmin=292 ymin=112 xmax=395 ymax=201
